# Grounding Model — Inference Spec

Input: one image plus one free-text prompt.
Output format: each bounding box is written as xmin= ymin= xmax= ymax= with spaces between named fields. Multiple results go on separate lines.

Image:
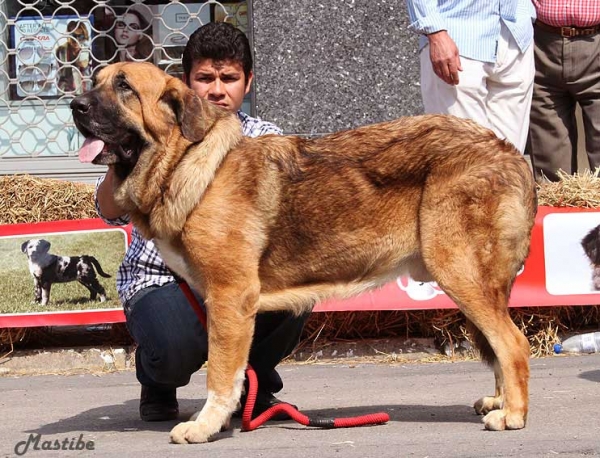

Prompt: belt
xmin=535 ymin=20 xmax=600 ymax=37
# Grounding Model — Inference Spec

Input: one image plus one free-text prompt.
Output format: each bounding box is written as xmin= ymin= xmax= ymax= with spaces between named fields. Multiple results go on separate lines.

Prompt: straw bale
xmin=0 ymin=174 xmax=96 ymax=225
xmin=537 ymin=168 xmax=600 ymax=208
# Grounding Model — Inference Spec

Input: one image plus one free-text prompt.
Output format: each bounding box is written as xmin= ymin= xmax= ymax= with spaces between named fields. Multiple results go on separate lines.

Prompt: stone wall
xmin=252 ymin=0 xmax=423 ymax=136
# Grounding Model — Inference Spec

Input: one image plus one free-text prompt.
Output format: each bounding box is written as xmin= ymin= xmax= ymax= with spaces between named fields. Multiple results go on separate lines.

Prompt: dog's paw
xmin=474 ymin=395 xmax=503 ymax=415
xmin=482 ymin=409 xmax=526 ymax=431
xmin=188 ymin=411 xmax=231 ymax=432
xmin=170 ymin=420 xmax=215 ymax=444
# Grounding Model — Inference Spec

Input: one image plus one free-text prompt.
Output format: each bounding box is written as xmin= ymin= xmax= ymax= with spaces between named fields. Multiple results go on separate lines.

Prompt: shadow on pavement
xmin=26 ymin=398 xmax=481 ymax=436
xmin=578 ymin=369 xmax=600 ymax=383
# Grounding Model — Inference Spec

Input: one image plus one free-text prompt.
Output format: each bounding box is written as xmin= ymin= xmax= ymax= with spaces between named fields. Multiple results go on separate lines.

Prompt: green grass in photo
xmin=0 ymin=230 xmax=125 ymax=314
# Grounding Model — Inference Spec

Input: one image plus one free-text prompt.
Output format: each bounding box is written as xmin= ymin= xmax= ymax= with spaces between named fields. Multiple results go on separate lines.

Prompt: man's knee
xmin=136 ymin=330 xmax=207 ymax=386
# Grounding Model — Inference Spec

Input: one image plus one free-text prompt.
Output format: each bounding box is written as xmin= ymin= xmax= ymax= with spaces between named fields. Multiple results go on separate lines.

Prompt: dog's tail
xmin=88 ymin=257 xmax=112 ymax=278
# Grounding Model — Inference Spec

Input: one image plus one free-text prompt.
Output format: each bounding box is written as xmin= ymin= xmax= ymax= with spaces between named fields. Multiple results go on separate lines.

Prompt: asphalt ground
xmin=1 ymin=353 xmax=599 ymax=458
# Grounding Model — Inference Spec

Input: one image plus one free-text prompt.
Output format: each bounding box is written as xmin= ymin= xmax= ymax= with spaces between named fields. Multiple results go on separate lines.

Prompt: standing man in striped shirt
xmin=529 ymin=1 xmax=600 ymax=182
xmin=405 ymin=1 xmax=536 ymax=153
xmin=95 ymin=22 xmax=308 ymax=423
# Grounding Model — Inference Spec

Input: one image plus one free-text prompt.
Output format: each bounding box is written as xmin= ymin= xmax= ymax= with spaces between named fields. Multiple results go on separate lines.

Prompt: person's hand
xmin=96 ymin=165 xmax=126 ymax=220
xmin=426 ymin=31 xmax=462 ymax=86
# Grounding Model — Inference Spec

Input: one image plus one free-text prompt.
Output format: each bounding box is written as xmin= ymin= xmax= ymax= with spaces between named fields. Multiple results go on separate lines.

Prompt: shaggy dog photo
xmin=581 ymin=224 xmax=600 ymax=290
xmin=21 ymin=239 xmax=111 ymax=306
xmin=71 ymin=62 xmax=537 ymax=444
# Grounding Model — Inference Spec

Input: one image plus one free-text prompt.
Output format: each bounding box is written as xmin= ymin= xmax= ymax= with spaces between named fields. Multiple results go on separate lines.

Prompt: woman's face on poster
xmin=114 ymin=13 xmax=143 ymax=47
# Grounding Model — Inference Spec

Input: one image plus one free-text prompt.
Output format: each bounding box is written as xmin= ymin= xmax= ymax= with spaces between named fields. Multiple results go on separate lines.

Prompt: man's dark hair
xmin=182 ymin=22 xmax=252 ymax=81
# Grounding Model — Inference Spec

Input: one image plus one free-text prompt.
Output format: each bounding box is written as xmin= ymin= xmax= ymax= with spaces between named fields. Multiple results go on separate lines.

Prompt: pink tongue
xmin=79 ymin=137 xmax=105 ymax=163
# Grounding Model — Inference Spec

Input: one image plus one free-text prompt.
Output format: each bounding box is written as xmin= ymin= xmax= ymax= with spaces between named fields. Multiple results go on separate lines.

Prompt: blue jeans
xmin=124 ymin=282 xmax=310 ymax=393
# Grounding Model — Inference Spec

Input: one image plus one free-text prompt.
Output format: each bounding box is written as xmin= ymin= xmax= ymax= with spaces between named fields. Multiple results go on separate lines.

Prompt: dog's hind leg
xmin=419 ymin=178 xmax=534 ymax=431
xmin=170 ymin=276 xmax=259 ymax=444
xmin=79 ymin=278 xmax=107 ymax=302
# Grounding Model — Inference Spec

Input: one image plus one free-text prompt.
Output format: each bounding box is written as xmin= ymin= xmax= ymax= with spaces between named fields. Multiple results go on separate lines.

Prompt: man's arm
xmin=95 ymin=167 xmax=130 ymax=225
xmin=405 ymin=0 xmax=462 ymax=86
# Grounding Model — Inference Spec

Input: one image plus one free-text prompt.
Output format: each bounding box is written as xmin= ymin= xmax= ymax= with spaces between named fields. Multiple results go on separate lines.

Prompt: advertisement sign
xmin=0 ymin=207 xmax=598 ymax=328
xmin=151 ymin=3 xmax=211 ymax=66
xmin=0 ymin=219 xmax=131 ymax=328
xmin=315 ymin=206 xmax=600 ymax=312
xmin=11 ymin=16 xmax=93 ymax=99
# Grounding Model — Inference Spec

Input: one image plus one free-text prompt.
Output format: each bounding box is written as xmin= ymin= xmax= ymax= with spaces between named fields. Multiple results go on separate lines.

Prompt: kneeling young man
xmin=95 ymin=21 xmax=309 ymax=422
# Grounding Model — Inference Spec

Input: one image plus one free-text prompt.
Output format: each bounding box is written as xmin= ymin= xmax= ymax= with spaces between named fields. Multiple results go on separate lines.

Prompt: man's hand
xmin=427 ymin=31 xmax=462 ymax=86
xmin=96 ymin=166 xmax=126 ymax=220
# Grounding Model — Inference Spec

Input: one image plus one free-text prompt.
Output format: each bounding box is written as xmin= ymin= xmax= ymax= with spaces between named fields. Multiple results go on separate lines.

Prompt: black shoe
xmin=233 ymin=390 xmax=297 ymax=421
xmin=139 ymin=385 xmax=179 ymax=422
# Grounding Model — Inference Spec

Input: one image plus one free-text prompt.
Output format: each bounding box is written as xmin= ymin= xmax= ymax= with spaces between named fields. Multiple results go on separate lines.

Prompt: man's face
xmin=184 ymin=58 xmax=253 ymax=113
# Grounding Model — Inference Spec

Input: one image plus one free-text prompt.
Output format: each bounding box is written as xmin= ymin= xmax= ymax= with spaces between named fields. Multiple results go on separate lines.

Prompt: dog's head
xmin=70 ymin=62 xmax=227 ymax=180
xmin=582 ymin=224 xmax=600 ymax=265
xmin=21 ymin=239 xmax=51 ymax=260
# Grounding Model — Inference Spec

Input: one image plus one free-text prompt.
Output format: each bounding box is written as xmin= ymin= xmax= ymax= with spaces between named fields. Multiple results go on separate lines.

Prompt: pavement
xmin=1 ymin=352 xmax=599 ymax=458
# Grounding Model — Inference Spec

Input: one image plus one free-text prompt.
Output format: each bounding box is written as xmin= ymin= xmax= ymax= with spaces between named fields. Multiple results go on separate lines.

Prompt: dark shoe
xmin=233 ymin=390 xmax=297 ymax=421
xmin=139 ymin=385 xmax=179 ymax=422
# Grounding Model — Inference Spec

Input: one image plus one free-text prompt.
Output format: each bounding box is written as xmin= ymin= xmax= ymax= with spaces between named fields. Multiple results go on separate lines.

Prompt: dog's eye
xmin=117 ymin=79 xmax=131 ymax=91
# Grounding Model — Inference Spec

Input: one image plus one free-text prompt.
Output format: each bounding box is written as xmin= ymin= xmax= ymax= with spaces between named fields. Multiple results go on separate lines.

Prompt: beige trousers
xmin=420 ymin=23 xmax=535 ymax=153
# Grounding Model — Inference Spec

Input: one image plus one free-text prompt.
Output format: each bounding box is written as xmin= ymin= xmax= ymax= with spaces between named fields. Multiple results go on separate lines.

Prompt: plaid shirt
xmin=533 ymin=0 xmax=600 ymax=27
xmin=95 ymin=111 xmax=282 ymax=305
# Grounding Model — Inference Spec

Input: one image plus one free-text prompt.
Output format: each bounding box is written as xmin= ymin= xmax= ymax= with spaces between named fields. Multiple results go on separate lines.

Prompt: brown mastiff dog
xmin=71 ymin=62 xmax=537 ymax=444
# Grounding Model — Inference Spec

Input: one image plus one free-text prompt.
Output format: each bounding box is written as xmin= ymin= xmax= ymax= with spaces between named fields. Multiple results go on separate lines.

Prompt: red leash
xmin=178 ymin=281 xmax=390 ymax=431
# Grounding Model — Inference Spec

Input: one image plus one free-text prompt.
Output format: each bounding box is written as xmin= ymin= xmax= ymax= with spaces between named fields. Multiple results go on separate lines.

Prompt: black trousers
xmin=124 ymin=282 xmax=310 ymax=393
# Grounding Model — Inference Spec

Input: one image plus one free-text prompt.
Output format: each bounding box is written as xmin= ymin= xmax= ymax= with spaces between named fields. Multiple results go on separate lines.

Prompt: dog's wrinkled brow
xmin=114 ymin=72 xmax=128 ymax=87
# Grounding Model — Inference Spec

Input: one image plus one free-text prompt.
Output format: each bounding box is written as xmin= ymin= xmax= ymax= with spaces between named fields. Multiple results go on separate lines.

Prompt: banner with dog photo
xmin=0 ymin=219 xmax=130 ymax=327
xmin=316 ymin=207 xmax=600 ymax=312
xmin=1 ymin=207 xmax=599 ymax=327
xmin=10 ymin=15 xmax=93 ymax=99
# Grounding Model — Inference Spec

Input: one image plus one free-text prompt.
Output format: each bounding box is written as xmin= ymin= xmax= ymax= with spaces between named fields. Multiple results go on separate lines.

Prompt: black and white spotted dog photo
xmin=581 ymin=224 xmax=600 ymax=291
xmin=20 ymin=239 xmax=112 ymax=306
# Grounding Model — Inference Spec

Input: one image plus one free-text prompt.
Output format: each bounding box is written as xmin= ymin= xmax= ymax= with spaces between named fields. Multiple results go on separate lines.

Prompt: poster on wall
xmin=11 ymin=15 xmax=93 ymax=100
xmin=214 ymin=3 xmax=249 ymax=34
xmin=0 ymin=219 xmax=131 ymax=328
xmin=151 ymin=2 xmax=211 ymax=72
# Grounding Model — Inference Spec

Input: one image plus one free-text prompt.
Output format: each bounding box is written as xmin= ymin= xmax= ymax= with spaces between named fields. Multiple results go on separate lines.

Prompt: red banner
xmin=1 ymin=206 xmax=599 ymax=327
xmin=316 ymin=206 xmax=600 ymax=311
xmin=0 ymin=219 xmax=131 ymax=328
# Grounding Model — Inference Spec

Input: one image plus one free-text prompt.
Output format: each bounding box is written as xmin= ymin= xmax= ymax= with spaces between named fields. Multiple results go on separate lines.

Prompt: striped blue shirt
xmin=406 ymin=0 xmax=536 ymax=63
xmin=95 ymin=111 xmax=282 ymax=305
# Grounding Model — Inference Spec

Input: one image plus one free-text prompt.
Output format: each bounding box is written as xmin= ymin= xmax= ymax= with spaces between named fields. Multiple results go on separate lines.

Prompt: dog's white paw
xmin=483 ymin=409 xmax=526 ymax=431
xmin=474 ymin=395 xmax=503 ymax=415
xmin=170 ymin=420 xmax=214 ymax=444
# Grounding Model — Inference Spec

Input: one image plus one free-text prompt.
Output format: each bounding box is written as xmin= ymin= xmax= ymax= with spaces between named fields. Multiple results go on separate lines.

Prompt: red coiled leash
xmin=179 ymin=280 xmax=390 ymax=431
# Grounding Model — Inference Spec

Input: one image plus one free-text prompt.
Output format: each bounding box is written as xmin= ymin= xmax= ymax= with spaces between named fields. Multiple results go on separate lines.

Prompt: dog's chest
xmin=154 ymin=239 xmax=194 ymax=284
xmin=28 ymin=260 xmax=42 ymax=278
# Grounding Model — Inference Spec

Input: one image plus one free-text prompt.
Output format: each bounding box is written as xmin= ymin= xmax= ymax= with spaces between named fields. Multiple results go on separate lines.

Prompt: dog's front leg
xmin=33 ymin=278 xmax=42 ymax=303
xmin=170 ymin=281 xmax=258 ymax=444
xmin=40 ymin=281 xmax=52 ymax=306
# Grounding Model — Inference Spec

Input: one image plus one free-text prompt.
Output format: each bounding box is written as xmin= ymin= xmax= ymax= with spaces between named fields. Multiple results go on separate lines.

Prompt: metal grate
xmin=0 ymin=0 xmax=249 ymax=168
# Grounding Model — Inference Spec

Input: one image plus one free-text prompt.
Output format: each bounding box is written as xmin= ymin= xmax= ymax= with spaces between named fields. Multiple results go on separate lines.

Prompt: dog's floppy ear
xmin=161 ymin=78 xmax=227 ymax=143
xmin=39 ymin=239 xmax=51 ymax=254
xmin=582 ymin=225 xmax=600 ymax=264
xmin=21 ymin=240 xmax=30 ymax=253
